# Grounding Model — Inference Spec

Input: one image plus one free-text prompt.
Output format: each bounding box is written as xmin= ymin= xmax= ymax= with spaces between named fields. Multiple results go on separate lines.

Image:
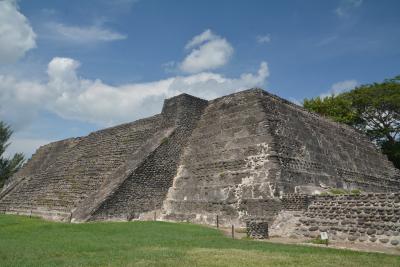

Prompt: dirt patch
xmin=218 ymin=227 xmax=400 ymax=255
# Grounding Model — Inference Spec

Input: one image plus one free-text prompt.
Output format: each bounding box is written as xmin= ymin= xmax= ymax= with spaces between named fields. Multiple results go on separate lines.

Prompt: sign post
xmin=320 ymin=232 xmax=329 ymax=246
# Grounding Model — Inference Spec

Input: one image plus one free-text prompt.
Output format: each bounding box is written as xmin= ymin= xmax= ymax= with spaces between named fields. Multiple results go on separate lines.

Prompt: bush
xmin=308 ymin=236 xmax=329 ymax=246
xmin=328 ymin=188 xmax=348 ymax=195
xmin=319 ymin=188 xmax=363 ymax=196
xmin=350 ymin=189 xmax=361 ymax=195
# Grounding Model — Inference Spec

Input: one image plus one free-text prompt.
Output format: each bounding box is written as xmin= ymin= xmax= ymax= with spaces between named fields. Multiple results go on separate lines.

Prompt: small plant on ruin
xmin=350 ymin=189 xmax=361 ymax=195
xmin=328 ymin=188 xmax=348 ymax=195
xmin=320 ymin=188 xmax=362 ymax=196
xmin=309 ymin=236 xmax=329 ymax=246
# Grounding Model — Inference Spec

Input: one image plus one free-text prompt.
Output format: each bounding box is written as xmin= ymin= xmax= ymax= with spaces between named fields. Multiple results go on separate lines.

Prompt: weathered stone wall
xmin=0 ymin=115 xmax=165 ymax=220
xmin=1 ymin=88 xmax=399 ymax=227
xmin=161 ymin=90 xmax=282 ymax=226
xmin=295 ymin=193 xmax=400 ymax=246
xmin=89 ymin=94 xmax=208 ymax=221
xmin=161 ymin=89 xmax=400 ymax=227
xmin=0 ymin=138 xmax=77 ymax=200
xmin=258 ymin=91 xmax=400 ymax=194
xmin=246 ymin=221 xmax=269 ymax=239
xmin=0 ymin=94 xmax=207 ymax=221
xmin=281 ymin=194 xmax=314 ymax=211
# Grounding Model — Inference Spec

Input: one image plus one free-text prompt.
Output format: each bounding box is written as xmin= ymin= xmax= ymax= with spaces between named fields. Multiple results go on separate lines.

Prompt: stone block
xmin=366 ymin=229 xmax=376 ymax=235
xmin=348 ymin=236 xmax=358 ymax=241
xmin=379 ymin=238 xmax=389 ymax=244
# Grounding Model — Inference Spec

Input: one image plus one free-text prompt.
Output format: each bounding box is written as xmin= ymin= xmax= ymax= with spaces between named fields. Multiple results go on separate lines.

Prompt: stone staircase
xmin=0 ymin=115 xmax=165 ymax=220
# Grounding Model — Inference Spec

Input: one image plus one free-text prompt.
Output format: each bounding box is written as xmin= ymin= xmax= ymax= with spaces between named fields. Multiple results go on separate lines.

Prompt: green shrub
xmin=308 ymin=237 xmax=329 ymax=246
xmin=328 ymin=188 xmax=348 ymax=195
xmin=350 ymin=189 xmax=361 ymax=195
xmin=320 ymin=188 xmax=363 ymax=196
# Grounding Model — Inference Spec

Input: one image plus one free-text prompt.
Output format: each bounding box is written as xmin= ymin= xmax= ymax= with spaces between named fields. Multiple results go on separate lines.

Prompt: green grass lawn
xmin=0 ymin=214 xmax=399 ymax=267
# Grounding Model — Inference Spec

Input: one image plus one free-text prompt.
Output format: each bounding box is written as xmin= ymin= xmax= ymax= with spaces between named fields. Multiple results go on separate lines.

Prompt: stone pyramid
xmin=1 ymin=89 xmax=398 ymax=226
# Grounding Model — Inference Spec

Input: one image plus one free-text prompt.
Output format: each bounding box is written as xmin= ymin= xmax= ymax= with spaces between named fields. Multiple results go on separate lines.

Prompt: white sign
xmin=320 ymin=232 xmax=328 ymax=240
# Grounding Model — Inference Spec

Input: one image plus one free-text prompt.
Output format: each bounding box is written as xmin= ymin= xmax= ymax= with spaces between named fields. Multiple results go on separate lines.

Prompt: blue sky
xmin=0 ymin=0 xmax=399 ymax=157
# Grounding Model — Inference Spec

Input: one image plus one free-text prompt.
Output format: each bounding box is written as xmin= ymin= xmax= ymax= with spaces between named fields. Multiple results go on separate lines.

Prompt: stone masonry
xmin=294 ymin=193 xmax=400 ymax=246
xmin=161 ymin=89 xmax=400 ymax=227
xmin=246 ymin=221 xmax=269 ymax=239
xmin=0 ymin=88 xmax=399 ymax=246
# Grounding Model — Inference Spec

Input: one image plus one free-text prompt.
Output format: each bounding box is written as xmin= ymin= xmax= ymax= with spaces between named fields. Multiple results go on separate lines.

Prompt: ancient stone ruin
xmin=1 ymin=89 xmax=399 ymax=245
xmin=246 ymin=221 xmax=269 ymax=239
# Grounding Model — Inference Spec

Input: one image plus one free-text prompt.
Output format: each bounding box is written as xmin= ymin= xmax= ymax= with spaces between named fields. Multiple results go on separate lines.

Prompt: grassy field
xmin=0 ymin=214 xmax=399 ymax=267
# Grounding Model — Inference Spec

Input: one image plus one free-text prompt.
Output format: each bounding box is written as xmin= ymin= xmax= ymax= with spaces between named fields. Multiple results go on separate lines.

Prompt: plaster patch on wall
xmin=233 ymin=142 xmax=273 ymax=216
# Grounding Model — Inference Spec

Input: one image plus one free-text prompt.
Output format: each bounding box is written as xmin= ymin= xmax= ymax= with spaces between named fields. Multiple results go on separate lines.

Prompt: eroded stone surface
xmin=294 ymin=193 xmax=400 ymax=246
xmin=0 ymin=88 xmax=399 ymax=238
xmin=246 ymin=221 xmax=268 ymax=239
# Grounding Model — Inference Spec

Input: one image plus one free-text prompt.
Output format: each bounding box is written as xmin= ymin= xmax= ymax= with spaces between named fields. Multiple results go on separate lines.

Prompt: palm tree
xmin=0 ymin=122 xmax=25 ymax=188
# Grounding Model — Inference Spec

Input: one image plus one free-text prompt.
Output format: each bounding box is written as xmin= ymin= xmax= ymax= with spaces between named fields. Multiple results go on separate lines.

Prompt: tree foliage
xmin=303 ymin=76 xmax=400 ymax=169
xmin=0 ymin=122 xmax=25 ymax=188
xmin=303 ymin=94 xmax=358 ymax=124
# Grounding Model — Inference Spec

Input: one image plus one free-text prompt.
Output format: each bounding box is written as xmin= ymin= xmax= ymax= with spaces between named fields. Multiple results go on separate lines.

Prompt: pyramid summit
xmin=0 ymin=89 xmax=399 ymax=228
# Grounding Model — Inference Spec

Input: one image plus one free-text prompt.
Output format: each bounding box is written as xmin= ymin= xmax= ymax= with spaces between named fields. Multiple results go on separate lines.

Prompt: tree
xmin=349 ymin=81 xmax=400 ymax=144
xmin=303 ymin=94 xmax=358 ymax=124
xmin=303 ymin=76 xmax=400 ymax=169
xmin=0 ymin=122 xmax=25 ymax=188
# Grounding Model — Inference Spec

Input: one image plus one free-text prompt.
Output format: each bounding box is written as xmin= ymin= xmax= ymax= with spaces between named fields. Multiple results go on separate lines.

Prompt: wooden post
xmin=154 ymin=202 xmax=156 ymax=221
xmin=30 ymin=209 xmax=32 ymax=218
xmin=216 ymin=215 xmax=219 ymax=228
xmin=231 ymin=225 xmax=234 ymax=239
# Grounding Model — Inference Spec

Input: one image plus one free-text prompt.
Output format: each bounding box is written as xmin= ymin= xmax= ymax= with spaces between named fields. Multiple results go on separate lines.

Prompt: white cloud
xmin=335 ymin=0 xmax=363 ymax=18
xmin=331 ymin=80 xmax=358 ymax=93
xmin=185 ymin=29 xmax=218 ymax=49
xmin=4 ymin=137 xmax=52 ymax=158
xmin=47 ymin=23 xmax=126 ymax=43
xmin=180 ymin=29 xmax=233 ymax=73
xmin=321 ymin=79 xmax=358 ymax=98
xmin=0 ymin=57 xmax=269 ymax=127
xmin=0 ymin=26 xmax=269 ymax=156
xmin=0 ymin=74 xmax=48 ymax=131
xmin=256 ymin=34 xmax=271 ymax=44
xmin=0 ymin=0 xmax=36 ymax=63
